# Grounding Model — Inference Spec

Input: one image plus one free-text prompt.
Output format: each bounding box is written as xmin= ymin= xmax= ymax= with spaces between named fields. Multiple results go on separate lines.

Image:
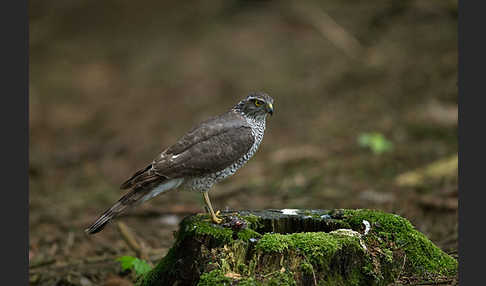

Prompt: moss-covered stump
xmin=139 ymin=209 xmax=457 ymax=286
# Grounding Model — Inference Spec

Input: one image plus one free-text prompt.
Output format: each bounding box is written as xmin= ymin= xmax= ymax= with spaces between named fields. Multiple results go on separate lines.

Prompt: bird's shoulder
xmin=165 ymin=110 xmax=251 ymax=155
xmin=150 ymin=110 xmax=254 ymax=177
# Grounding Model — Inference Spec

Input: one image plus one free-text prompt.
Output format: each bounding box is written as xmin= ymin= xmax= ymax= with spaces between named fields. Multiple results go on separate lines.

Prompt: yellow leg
xmin=203 ymin=192 xmax=222 ymax=224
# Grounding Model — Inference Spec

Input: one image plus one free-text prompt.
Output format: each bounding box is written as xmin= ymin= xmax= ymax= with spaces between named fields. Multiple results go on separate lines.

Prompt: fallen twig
xmin=117 ymin=222 xmax=149 ymax=261
xmin=63 ymin=231 xmax=75 ymax=255
xmin=29 ymin=258 xmax=57 ymax=269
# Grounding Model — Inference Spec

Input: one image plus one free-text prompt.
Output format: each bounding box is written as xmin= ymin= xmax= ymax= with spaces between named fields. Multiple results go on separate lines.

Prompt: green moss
xmin=362 ymin=261 xmax=375 ymax=277
xmin=349 ymin=272 xmax=365 ymax=286
xmin=178 ymin=214 xmax=263 ymax=245
xmin=255 ymin=233 xmax=290 ymax=253
xmin=302 ymin=209 xmax=320 ymax=219
xmin=179 ymin=214 xmax=234 ymax=244
xmin=137 ymin=247 xmax=176 ymax=286
xmin=343 ymin=209 xmax=458 ymax=276
xmin=142 ymin=209 xmax=457 ymax=285
xmin=196 ymin=274 xmax=275 ymax=286
xmin=197 ymin=270 xmax=232 ymax=286
xmin=300 ymin=262 xmax=314 ymax=275
xmin=256 ymin=232 xmax=363 ymax=269
xmin=196 ymin=269 xmax=296 ymax=286
xmin=237 ymin=262 xmax=248 ymax=273
xmin=241 ymin=214 xmax=265 ymax=230
xmin=289 ymin=232 xmax=343 ymax=266
xmin=237 ymin=228 xmax=262 ymax=241
xmin=319 ymin=270 xmax=363 ymax=286
xmin=265 ymin=271 xmax=297 ymax=286
xmin=237 ymin=278 xmax=261 ymax=286
xmin=383 ymin=249 xmax=393 ymax=263
xmin=402 ymin=230 xmax=457 ymax=275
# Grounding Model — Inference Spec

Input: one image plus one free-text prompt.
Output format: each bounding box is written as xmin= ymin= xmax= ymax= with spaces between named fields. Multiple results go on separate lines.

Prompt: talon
xmin=212 ymin=211 xmax=223 ymax=224
xmin=212 ymin=215 xmax=223 ymax=224
xmin=203 ymin=192 xmax=223 ymax=224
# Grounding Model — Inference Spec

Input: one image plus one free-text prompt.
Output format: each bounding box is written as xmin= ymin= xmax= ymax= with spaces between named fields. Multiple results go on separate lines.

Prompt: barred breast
xmin=183 ymin=117 xmax=266 ymax=192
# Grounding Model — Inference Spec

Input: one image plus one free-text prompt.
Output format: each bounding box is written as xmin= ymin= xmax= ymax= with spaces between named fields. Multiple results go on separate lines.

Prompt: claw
xmin=203 ymin=192 xmax=223 ymax=224
xmin=211 ymin=214 xmax=223 ymax=224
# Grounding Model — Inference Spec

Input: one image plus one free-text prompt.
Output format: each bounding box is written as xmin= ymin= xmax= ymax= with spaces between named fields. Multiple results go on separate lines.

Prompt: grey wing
xmin=153 ymin=125 xmax=254 ymax=178
xmin=165 ymin=111 xmax=250 ymax=155
xmin=120 ymin=111 xmax=254 ymax=189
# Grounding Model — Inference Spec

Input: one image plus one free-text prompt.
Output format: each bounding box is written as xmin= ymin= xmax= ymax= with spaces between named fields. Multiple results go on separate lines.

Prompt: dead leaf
xmin=224 ymin=272 xmax=242 ymax=280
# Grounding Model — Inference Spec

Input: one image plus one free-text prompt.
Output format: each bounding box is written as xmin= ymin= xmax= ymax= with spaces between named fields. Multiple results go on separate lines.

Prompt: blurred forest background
xmin=29 ymin=0 xmax=458 ymax=285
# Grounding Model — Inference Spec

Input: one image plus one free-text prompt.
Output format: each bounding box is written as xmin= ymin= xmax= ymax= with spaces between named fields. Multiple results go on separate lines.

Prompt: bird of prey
xmin=85 ymin=92 xmax=274 ymax=234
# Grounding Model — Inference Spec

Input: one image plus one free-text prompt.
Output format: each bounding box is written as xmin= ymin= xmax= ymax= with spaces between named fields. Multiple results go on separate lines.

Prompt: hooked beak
xmin=266 ymin=103 xmax=274 ymax=116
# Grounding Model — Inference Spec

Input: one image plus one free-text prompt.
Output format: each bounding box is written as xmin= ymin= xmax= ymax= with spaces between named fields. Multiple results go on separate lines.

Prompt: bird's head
xmin=234 ymin=92 xmax=274 ymax=120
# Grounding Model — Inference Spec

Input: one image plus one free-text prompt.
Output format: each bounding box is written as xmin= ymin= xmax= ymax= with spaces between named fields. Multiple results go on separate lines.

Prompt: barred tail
xmin=84 ymin=188 xmax=146 ymax=234
xmin=85 ymin=178 xmax=183 ymax=234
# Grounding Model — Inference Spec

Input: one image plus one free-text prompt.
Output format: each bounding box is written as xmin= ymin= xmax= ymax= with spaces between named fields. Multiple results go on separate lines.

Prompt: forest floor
xmin=29 ymin=1 xmax=457 ymax=285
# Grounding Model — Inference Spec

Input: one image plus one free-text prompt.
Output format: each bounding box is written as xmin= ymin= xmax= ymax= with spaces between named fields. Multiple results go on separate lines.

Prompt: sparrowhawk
xmin=85 ymin=92 xmax=274 ymax=234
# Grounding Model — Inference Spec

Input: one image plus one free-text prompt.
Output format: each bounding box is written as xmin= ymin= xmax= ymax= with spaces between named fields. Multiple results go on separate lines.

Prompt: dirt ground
xmin=29 ymin=1 xmax=457 ymax=285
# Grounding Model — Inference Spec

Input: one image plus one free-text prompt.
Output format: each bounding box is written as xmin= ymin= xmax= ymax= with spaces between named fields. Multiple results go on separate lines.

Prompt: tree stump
xmin=139 ymin=209 xmax=457 ymax=286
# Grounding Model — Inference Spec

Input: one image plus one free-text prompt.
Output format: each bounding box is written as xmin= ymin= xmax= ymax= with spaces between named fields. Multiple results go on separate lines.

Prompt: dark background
xmin=29 ymin=0 xmax=458 ymax=284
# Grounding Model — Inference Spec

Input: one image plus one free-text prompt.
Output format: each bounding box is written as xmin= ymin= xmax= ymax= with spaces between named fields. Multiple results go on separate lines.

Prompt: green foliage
xmin=358 ymin=132 xmax=393 ymax=154
xmin=116 ymin=256 xmax=153 ymax=277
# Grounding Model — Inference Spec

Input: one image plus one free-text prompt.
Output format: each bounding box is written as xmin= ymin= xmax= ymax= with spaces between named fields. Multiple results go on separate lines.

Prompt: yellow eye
xmin=255 ymin=100 xmax=264 ymax=107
